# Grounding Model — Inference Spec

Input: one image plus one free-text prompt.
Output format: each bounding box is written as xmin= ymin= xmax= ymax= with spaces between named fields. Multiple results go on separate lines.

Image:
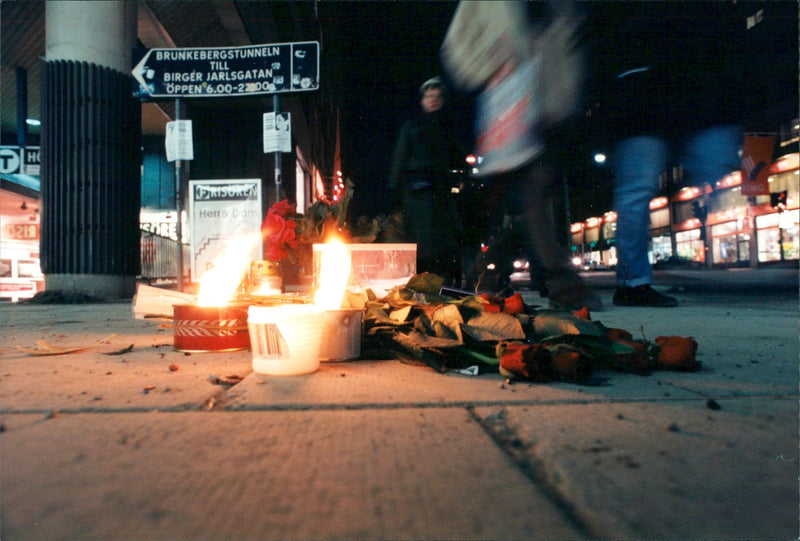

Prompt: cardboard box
xmin=312 ymin=243 xmax=416 ymax=295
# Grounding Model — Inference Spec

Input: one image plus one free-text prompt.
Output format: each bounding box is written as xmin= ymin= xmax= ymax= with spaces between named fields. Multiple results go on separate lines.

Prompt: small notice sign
xmin=263 ymin=112 xmax=292 ymax=153
xmin=165 ymin=120 xmax=194 ymax=162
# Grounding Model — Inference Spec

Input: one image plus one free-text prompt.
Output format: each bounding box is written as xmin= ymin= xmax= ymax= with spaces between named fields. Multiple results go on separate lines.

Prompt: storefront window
xmin=756 ymin=210 xmax=799 ymax=262
xmin=710 ymin=220 xmax=749 ymax=265
xmin=601 ymin=221 xmax=616 ymax=242
xmin=584 ymin=227 xmax=599 ymax=245
xmin=650 ymin=235 xmax=672 ymax=264
xmin=649 ymin=208 xmax=669 ymax=229
xmin=675 ymin=229 xmax=705 ymax=263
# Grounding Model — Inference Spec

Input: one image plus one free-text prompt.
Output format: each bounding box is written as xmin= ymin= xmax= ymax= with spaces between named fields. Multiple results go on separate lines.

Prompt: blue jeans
xmin=614 ymin=137 xmax=667 ymax=287
xmin=613 ymin=126 xmax=743 ymax=287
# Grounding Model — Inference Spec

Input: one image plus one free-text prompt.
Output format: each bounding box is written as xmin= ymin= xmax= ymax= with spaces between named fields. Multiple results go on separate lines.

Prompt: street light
xmin=594 ymin=153 xmax=607 ymax=164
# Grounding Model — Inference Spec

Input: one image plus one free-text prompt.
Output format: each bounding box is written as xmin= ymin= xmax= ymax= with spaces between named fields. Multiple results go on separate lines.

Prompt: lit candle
xmin=248 ymin=304 xmax=325 ymax=375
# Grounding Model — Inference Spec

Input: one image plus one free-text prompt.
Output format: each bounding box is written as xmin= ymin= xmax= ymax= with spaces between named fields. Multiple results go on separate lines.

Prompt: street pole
xmin=273 ymin=94 xmax=282 ymax=204
xmin=562 ymin=174 xmax=572 ymax=248
xmin=174 ymin=98 xmax=184 ymax=291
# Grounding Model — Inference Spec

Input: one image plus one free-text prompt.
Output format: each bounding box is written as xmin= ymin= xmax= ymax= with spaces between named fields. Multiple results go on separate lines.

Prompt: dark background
xmin=321 ymin=1 xmax=798 ymax=223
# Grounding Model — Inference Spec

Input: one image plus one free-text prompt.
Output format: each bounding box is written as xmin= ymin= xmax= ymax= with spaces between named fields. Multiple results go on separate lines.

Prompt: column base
xmin=45 ymin=274 xmax=137 ymax=300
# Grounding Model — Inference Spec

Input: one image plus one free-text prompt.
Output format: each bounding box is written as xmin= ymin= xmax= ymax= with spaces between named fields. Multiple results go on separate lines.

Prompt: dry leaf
xmin=17 ymin=334 xmax=117 ymax=356
xmin=463 ymin=312 xmax=525 ymax=341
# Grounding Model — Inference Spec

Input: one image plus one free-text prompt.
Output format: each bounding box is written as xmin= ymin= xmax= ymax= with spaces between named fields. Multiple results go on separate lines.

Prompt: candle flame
xmin=314 ymin=240 xmax=351 ymax=310
xmin=197 ymin=233 xmax=260 ymax=307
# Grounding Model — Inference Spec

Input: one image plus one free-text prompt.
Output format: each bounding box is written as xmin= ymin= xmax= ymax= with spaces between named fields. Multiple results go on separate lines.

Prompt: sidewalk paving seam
xmin=466 ymin=405 xmax=601 ymax=540
xmin=3 ymin=394 xmax=795 ymax=416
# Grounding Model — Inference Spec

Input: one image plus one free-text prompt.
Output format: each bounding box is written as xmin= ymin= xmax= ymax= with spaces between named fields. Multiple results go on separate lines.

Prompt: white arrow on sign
xmin=132 ymin=51 xmax=156 ymax=94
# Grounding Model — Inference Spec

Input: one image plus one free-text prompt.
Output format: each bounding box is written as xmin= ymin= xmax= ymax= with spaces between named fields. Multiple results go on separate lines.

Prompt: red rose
xmin=268 ymin=199 xmax=296 ymax=218
xmin=261 ymin=213 xmax=298 ymax=261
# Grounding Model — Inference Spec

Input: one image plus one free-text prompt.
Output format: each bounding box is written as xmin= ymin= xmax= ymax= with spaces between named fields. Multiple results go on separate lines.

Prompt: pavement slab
xmin=1 ymin=279 xmax=798 ymax=540
xmin=1 ymin=409 xmax=584 ymax=541
xmin=472 ymin=398 xmax=799 ymax=540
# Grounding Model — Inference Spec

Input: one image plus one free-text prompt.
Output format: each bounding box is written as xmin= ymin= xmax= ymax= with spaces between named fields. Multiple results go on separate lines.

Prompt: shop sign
xmin=769 ymin=153 xmax=799 ymax=174
xmin=2 ymin=223 xmax=39 ymax=240
xmin=188 ymin=179 xmax=262 ymax=282
xmin=0 ymin=146 xmax=40 ymax=176
xmin=132 ymin=42 xmax=319 ymax=99
xmin=741 ymin=135 xmax=776 ymax=196
xmin=0 ymin=280 xmax=36 ymax=293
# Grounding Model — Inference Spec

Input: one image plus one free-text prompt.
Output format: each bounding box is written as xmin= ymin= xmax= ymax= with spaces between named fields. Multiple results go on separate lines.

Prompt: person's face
xmin=421 ymin=87 xmax=444 ymax=113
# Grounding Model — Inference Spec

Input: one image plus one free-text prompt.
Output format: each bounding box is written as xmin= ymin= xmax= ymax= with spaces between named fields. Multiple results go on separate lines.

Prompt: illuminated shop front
xmin=570 ymin=154 xmax=799 ymax=269
xmin=582 ymin=215 xmax=617 ymax=268
xmin=672 ymin=186 xmax=707 ymax=264
xmin=1 ymin=146 xmax=44 ymax=302
xmin=648 ymin=196 xmax=672 ymax=263
xmin=674 ymin=224 xmax=705 ymax=263
xmin=752 ymin=153 xmax=799 ymax=264
xmin=709 ymin=211 xmax=751 ymax=266
xmin=0 ymin=188 xmax=44 ymax=302
xmin=600 ymin=212 xmax=618 ymax=267
xmin=570 ymin=222 xmax=585 ymax=262
xmin=709 ymin=172 xmax=751 ymax=266
xmin=755 ymin=209 xmax=799 ymax=262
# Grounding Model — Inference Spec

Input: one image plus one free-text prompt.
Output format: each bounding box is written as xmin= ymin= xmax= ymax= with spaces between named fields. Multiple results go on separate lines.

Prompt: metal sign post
xmin=174 ymin=98 xmax=184 ymax=291
xmin=273 ymin=94 xmax=282 ymax=203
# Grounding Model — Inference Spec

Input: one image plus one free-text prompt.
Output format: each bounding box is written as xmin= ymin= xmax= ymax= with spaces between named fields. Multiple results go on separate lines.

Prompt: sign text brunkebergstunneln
xmin=132 ymin=42 xmax=319 ymax=99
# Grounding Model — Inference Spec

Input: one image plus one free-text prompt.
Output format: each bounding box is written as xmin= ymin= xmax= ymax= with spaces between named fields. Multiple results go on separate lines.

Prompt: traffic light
xmin=770 ymin=190 xmax=787 ymax=210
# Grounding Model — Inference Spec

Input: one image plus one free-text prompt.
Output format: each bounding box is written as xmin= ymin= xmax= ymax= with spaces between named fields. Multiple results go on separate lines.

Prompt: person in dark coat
xmin=388 ymin=76 xmax=465 ymax=284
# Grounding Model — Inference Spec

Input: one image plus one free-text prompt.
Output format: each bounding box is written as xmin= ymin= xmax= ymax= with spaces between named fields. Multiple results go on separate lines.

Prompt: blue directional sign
xmin=132 ymin=42 xmax=319 ymax=99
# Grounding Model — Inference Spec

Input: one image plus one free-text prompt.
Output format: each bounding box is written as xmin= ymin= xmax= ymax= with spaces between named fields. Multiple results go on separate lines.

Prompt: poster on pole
xmin=165 ymin=120 xmax=194 ymax=162
xmin=263 ymin=112 xmax=292 ymax=153
xmin=188 ymin=179 xmax=262 ymax=283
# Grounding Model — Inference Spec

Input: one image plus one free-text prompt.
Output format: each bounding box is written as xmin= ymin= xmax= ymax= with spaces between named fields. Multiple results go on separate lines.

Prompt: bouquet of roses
xmin=260 ymin=178 xmax=355 ymax=263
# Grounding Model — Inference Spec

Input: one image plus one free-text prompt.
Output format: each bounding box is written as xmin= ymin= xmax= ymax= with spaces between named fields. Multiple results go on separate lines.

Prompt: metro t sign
xmin=132 ymin=42 xmax=319 ymax=99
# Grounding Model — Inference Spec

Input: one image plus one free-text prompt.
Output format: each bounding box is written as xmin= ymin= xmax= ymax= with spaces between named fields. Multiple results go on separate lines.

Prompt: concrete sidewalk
xmin=1 ymin=285 xmax=798 ymax=540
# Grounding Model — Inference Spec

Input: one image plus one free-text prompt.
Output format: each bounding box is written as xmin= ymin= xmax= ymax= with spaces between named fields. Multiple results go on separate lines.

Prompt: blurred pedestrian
xmin=441 ymin=0 xmax=603 ymax=310
xmin=388 ymin=76 xmax=466 ymax=285
xmin=587 ymin=2 xmax=749 ymax=307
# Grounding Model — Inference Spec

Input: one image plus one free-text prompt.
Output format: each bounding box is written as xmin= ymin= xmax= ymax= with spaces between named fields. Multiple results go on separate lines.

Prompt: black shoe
xmin=613 ymin=285 xmax=678 ymax=307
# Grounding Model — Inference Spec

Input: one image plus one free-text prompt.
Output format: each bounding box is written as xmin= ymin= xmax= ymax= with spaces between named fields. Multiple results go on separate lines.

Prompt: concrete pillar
xmin=41 ymin=1 xmax=141 ymax=299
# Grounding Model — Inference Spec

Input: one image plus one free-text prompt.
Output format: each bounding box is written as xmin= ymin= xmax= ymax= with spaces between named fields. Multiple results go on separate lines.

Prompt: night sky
xmin=318 ymin=1 xmax=470 ymax=217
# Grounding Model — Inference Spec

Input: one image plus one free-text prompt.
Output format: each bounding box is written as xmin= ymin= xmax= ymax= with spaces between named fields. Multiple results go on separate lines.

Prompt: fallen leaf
xmin=463 ymin=312 xmax=526 ymax=341
xmin=604 ymin=328 xmax=634 ymax=342
xmin=611 ymin=339 xmax=652 ymax=372
xmin=390 ymin=305 xmax=412 ymax=323
xmin=106 ymin=344 xmax=134 ymax=355
xmin=533 ymin=313 xmax=602 ymax=340
xmin=17 ymin=334 xmax=117 ymax=356
xmin=431 ymin=304 xmax=464 ymax=342
xmin=406 ymin=273 xmax=445 ymax=295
